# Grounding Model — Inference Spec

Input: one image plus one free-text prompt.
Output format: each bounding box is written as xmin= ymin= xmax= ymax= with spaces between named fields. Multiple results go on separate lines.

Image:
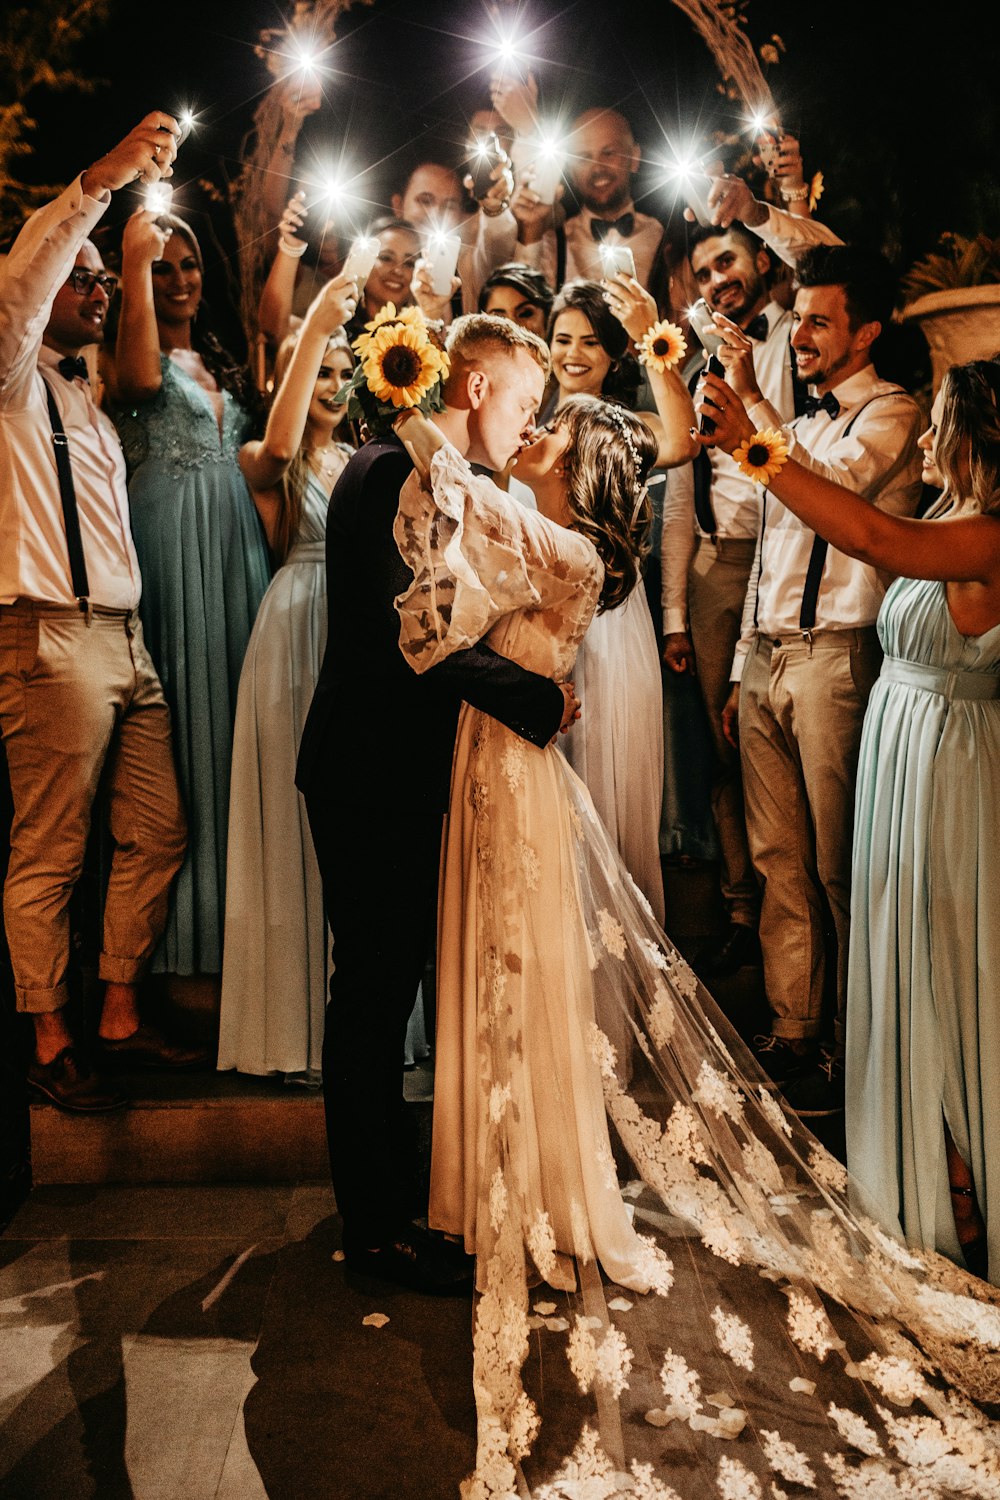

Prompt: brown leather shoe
xmin=98 ymin=1024 xmax=210 ymax=1070
xmin=27 ymin=1048 xmax=129 ymax=1112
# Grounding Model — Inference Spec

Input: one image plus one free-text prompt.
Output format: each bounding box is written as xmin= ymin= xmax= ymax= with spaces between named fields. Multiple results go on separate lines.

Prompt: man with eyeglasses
xmin=0 ymin=113 xmax=203 ymax=1114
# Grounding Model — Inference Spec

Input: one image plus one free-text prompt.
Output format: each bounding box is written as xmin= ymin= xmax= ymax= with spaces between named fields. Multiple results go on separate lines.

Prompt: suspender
xmin=554 ymin=225 xmax=567 ymax=292
xmin=41 ymin=378 xmax=91 ymax=612
xmin=797 ymin=393 xmax=901 ymax=631
xmin=688 ymin=360 xmax=718 ymax=535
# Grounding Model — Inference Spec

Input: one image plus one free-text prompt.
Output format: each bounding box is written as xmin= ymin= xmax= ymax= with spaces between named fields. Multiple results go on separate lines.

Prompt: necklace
xmin=306 ymin=446 xmax=342 ymax=477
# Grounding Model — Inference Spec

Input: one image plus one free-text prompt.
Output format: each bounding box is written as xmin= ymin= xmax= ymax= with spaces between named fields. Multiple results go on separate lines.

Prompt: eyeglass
xmin=65 ymin=268 xmax=120 ymax=298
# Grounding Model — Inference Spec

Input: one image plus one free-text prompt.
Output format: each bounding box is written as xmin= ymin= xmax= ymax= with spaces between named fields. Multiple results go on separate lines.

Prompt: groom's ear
xmin=466 ymin=368 xmax=489 ymax=409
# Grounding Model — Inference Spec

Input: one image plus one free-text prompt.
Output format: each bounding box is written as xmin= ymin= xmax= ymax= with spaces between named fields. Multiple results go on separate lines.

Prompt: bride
xmin=392 ymin=399 xmax=1000 ymax=1500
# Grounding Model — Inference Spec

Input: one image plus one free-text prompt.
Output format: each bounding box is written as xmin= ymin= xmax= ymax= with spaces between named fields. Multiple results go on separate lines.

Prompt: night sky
xmin=21 ymin=0 xmax=1000 ymax=289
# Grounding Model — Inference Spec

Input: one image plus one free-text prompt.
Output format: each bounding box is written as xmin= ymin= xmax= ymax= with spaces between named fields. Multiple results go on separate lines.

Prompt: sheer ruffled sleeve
xmin=393 ymin=443 xmax=601 ymax=673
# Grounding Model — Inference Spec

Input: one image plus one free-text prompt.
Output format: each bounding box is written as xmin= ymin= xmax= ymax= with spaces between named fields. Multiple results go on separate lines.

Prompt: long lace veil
xmin=395 ymin=444 xmax=1000 ymax=1500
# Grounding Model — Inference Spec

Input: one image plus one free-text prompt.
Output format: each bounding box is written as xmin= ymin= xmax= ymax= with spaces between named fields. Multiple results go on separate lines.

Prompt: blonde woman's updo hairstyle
xmin=936 ymin=359 xmax=1000 ymax=514
xmin=556 ymin=394 xmax=658 ymax=613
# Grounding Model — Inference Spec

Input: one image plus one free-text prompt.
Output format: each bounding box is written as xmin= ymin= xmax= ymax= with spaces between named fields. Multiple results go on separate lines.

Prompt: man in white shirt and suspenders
xmin=0 ymin=114 xmax=200 ymax=1112
xmin=698 ymin=243 xmax=922 ymax=1116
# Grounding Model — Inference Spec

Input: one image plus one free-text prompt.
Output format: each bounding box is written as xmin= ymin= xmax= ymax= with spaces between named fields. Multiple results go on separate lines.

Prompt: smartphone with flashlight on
xmin=143 ymin=181 xmax=174 ymax=217
xmin=299 ymin=192 xmax=341 ymax=260
xmin=422 ymin=233 xmax=462 ymax=297
xmin=687 ymin=297 xmax=726 ymax=435
xmin=465 ymin=132 xmax=505 ymax=202
xmin=686 ymin=297 xmax=725 ymax=359
xmin=754 ymin=122 xmax=786 ymax=174
xmin=341 ymin=236 xmax=381 ymax=292
xmin=678 ymin=171 xmax=716 ymax=228
xmin=598 ymin=244 xmax=636 ymax=281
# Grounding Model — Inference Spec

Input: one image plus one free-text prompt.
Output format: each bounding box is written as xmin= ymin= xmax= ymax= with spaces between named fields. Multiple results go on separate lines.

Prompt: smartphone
xmin=753 ymin=120 xmax=786 ymax=173
xmin=300 ymin=193 xmax=340 ymax=259
xmin=144 ymin=181 xmax=173 ymax=217
xmin=598 ymin=244 xmax=636 ymax=281
xmin=465 ymin=133 xmax=504 ymax=201
xmin=341 ymin=236 xmax=381 ymax=291
xmin=422 ymin=232 xmax=462 ymax=297
xmin=685 ymin=298 xmax=727 ymax=434
xmin=155 ymin=115 xmax=192 ymax=149
xmin=686 ymin=297 xmax=725 ymax=359
xmin=525 ymin=153 xmax=562 ymax=205
xmin=678 ymin=171 xmax=715 ymax=228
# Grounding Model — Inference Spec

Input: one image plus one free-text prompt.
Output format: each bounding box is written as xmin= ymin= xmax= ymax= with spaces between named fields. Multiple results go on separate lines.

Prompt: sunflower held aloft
xmin=362 ymin=321 xmax=448 ymax=409
xmin=351 ymin=301 xmax=425 ymax=360
xmin=733 ymin=428 xmax=789 ymax=485
xmin=337 ymin=302 xmax=451 ymax=436
xmin=637 ymin=320 xmax=688 ymax=374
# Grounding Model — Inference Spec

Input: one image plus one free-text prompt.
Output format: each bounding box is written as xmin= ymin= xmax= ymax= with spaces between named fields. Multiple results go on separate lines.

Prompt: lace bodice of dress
xmin=113 ymin=353 xmax=251 ymax=474
xmin=394 ymin=444 xmax=603 ymax=681
xmin=879 ymin=575 xmax=1000 ymax=675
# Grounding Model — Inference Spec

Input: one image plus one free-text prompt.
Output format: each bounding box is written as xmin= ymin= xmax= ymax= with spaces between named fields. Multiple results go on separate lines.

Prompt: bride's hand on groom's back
xmin=554 ymin=681 xmax=581 ymax=740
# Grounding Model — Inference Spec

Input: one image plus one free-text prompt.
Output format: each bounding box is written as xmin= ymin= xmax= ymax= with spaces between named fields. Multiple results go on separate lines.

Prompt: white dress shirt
xmin=518 ymin=201 xmax=664 ymax=293
xmin=458 ymin=209 xmax=519 ymax=315
xmin=731 ymin=365 xmax=923 ymax=679
xmin=659 ymin=206 xmax=844 ymax=635
xmin=0 ymin=177 xmax=141 ymax=610
xmin=660 ymin=301 xmax=793 ymax=635
xmin=750 ymin=201 xmax=844 ymax=270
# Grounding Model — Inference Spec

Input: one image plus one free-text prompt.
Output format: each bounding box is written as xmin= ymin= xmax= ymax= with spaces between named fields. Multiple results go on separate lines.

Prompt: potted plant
xmin=901 ymin=234 xmax=1000 ymax=389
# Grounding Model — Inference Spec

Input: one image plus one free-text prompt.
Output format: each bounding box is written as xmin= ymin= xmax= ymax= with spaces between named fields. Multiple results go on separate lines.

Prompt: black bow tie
xmin=802 ymin=391 xmax=840 ymax=420
xmin=58 ymin=356 xmax=90 ymax=383
xmin=590 ymin=213 xmax=636 ymax=243
xmin=744 ymin=313 xmax=769 ymax=342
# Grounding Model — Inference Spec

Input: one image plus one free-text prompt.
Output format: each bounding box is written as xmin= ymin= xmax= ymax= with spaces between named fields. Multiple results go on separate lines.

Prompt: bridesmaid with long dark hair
xmin=103 ymin=210 xmax=272 ymax=980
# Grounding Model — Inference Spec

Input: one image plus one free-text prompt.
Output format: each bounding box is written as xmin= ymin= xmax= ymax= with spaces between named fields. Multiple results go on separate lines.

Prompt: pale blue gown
xmin=846 ymin=574 xmax=1000 ymax=1281
xmin=114 ymin=355 xmax=271 ymax=974
xmin=218 ymin=463 xmax=348 ymax=1079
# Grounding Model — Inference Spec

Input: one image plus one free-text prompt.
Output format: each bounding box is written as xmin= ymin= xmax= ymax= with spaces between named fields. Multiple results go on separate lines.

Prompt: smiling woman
xmin=101 ymin=209 xmax=272 ymax=981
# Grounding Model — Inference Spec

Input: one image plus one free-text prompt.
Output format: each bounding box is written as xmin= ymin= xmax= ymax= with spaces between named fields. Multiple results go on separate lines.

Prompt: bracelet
xmin=778 ymin=183 xmax=809 ymax=203
xmin=732 ymin=429 xmax=789 ymax=485
xmin=278 ymin=235 xmax=308 ymax=259
xmin=481 ymin=198 xmax=510 ymax=218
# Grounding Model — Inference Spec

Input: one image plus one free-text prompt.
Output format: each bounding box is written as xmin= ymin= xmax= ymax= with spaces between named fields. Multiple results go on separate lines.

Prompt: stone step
xmin=29 ymin=1066 xmax=435 ymax=1186
xmin=29 ymin=1072 xmax=328 ymax=1185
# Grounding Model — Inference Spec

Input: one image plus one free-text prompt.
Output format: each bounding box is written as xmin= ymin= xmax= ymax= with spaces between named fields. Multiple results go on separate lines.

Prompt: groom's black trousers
xmin=305 ymin=791 xmax=441 ymax=1251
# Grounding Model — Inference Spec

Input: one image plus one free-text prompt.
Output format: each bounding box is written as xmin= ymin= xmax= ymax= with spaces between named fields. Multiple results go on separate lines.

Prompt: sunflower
xmin=733 ymin=428 xmax=790 ymax=485
xmin=637 ymin=319 xmax=688 ymax=374
xmin=351 ymin=301 xmax=426 ymax=358
xmin=361 ymin=321 xmax=448 ymax=409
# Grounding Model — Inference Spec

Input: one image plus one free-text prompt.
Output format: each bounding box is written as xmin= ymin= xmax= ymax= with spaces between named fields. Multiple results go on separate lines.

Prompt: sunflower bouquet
xmin=335 ymin=303 xmax=450 ymax=438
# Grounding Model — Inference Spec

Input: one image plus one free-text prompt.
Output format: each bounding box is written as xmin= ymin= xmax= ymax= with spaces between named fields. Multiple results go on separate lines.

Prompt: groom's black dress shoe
xmin=345 ymin=1225 xmax=474 ymax=1297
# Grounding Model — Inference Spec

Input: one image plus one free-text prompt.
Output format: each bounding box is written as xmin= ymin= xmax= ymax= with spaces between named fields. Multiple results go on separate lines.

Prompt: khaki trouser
xmin=0 ymin=601 xmax=187 ymax=1013
xmin=738 ymin=627 xmax=881 ymax=1045
xmin=687 ymin=535 xmax=758 ymax=927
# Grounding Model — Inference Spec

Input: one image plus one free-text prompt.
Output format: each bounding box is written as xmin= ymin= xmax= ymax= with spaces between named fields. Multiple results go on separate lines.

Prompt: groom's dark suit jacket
xmin=296 ymin=436 xmax=563 ymax=815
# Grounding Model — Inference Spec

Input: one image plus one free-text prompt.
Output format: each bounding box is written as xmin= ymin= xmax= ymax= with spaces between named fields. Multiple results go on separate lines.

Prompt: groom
xmin=297 ymin=314 xmax=574 ymax=1292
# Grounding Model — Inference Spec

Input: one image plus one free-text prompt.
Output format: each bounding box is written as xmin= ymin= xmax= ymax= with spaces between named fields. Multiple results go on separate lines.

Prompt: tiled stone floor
xmin=1 ymin=1183 xmax=476 ymax=1499
xmin=0 ymin=861 xmax=844 ymax=1498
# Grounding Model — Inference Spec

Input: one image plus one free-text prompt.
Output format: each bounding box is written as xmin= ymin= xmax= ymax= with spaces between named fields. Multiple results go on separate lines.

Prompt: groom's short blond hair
xmin=445 ymin=313 xmax=550 ymax=377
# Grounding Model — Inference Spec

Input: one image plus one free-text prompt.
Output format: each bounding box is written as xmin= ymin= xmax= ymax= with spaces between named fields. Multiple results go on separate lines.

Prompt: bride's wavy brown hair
xmin=935 ymin=359 xmax=1000 ymax=514
xmin=556 ymin=394 xmax=658 ymax=613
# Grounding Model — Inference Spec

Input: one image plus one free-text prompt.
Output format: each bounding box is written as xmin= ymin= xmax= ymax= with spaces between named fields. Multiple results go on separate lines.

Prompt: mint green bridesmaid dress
xmin=846 ymin=574 xmax=1000 ymax=1281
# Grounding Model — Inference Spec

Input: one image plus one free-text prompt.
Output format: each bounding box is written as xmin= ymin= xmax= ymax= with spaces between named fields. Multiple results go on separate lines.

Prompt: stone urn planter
xmin=902 ymin=284 xmax=1000 ymax=390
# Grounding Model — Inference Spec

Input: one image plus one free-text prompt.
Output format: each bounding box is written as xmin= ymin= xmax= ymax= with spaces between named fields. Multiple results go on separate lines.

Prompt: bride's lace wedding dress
xmin=394 ymin=443 xmax=1000 ymax=1500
